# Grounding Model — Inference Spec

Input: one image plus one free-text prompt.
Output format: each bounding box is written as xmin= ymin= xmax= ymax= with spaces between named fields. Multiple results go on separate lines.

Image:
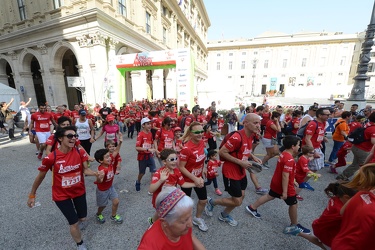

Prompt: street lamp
xmin=251 ymin=58 xmax=258 ymax=96
xmin=348 ymin=1 xmax=375 ymax=102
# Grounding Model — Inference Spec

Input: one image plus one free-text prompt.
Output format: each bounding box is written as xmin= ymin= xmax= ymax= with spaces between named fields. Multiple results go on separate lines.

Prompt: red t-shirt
xmin=222 ymin=130 xmax=253 ymax=180
xmin=119 ymin=111 xmax=126 ymax=122
xmin=179 ymin=140 xmax=205 ymax=183
xmin=207 ymin=159 xmax=221 ymax=179
xmin=270 ymin=151 xmax=296 ymax=196
xmin=175 ymin=138 xmax=183 ymax=153
xmin=302 ymin=120 xmax=326 ymax=149
xmin=138 ymin=219 xmax=193 ymax=250
xmin=263 ymin=120 xmax=277 ymax=139
xmin=38 ymin=147 xmax=88 ymax=201
xmin=291 ymin=117 xmax=300 ymax=135
xmin=70 ymin=111 xmax=79 ymax=120
xmin=136 ymin=130 xmax=154 ymax=160
xmin=150 ymin=167 xmax=185 ymax=208
xmin=295 ymin=155 xmax=310 ymax=184
xmin=331 ymin=191 xmax=375 ymax=250
xmin=54 ymin=112 xmax=64 ymax=122
xmin=355 ymin=122 xmax=375 ymax=152
xmin=261 ymin=112 xmax=271 ymax=126
xmin=95 ymin=155 xmax=119 ymax=191
xmin=312 ymin=197 xmax=344 ymax=247
xmin=184 ymin=115 xmax=198 ymax=128
xmin=155 ymin=128 xmax=174 ymax=151
xmin=31 ymin=112 xmax=54 ymax=132
xmin=348 ymin=121 xmax=362 ymax=133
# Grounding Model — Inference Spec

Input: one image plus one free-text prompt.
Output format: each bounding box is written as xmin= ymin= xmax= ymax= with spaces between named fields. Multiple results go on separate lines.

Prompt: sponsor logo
xmin=133 ymin=53 xmax=153 ymax=67
xmin=58 ymin=163 xmax=80 ymax=174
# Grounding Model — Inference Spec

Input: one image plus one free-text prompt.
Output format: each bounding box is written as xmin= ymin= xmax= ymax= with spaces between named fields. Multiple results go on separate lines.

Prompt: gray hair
xmin=156 ymin=186 xmax=194 ymax=225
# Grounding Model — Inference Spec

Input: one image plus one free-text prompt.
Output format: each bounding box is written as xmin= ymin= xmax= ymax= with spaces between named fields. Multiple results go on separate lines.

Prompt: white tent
xmin=0 ymin=83 xmax=21 ymax=111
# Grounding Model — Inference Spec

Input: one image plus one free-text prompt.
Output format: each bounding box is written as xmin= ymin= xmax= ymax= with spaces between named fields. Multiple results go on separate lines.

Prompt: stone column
xmin=0 ymin=74 xmax=8 ymax=84
xmin=166 ymin=69 xmax=176 ymax=99
xmin=131 ymin=71 xmax=147 ymax=101
xmin=19 ymin=72 xmax=37 ymax=107
xmin=49 ymin=68 xmax=68 ymax=106
xmin=152 ymin=69 xmax=164 ymax=100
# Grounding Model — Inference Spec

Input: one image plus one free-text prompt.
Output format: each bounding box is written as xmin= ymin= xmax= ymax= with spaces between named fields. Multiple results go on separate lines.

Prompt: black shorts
xmin=181 ymin=186 xmax=207 ymax=200
xmin=55 ymin=193 xmax=87 ymax=225
xmin=223 ymin=176 xmax=247 ymax=198
xmin=268 ymin=189 xmax=297 ymax=206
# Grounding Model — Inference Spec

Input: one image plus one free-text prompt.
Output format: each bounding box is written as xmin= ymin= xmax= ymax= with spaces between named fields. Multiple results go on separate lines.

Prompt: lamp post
xmin=251 ymin=58 xmax=258 ymax=96
xmin=347 ymin=1 xmax=375 ymax=103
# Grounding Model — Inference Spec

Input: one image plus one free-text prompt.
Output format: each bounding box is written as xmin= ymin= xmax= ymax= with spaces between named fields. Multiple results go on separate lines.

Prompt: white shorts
xmin=261 ymin=137 xmax=276 ymax=149
xmin=36 ymin=132 xmax=51 ymax=144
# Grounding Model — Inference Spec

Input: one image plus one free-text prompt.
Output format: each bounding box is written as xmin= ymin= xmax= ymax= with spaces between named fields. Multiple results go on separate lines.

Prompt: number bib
xmin=61 ymin=172 xmax=81 ymax=188
xmin=164 ymin=139 xmax=173 ymax=149
xmin=107 ymin=133 xmax=115 ymax=140
xmin=40 ymin=123 xmax=49 ymax=129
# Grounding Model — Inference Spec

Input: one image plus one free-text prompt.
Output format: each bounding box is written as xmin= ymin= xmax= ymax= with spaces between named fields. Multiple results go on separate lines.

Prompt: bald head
xmin=243 ymin=113 xmax=261 ymax=134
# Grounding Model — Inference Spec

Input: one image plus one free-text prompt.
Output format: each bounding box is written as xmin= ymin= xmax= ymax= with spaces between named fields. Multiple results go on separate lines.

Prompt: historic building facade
xmin=0 ymin=0 xmax=210 ymax=109
xmin=206 ymin=31 xmax=373 ymax=102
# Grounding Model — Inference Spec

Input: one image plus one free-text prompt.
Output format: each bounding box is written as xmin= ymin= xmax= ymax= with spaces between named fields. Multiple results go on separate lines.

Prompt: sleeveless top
xmin=75 ymin=119 xmax=91 ymax=140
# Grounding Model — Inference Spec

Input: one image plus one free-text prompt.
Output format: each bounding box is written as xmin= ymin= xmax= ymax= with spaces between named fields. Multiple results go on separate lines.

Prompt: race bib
xmin=40 ymin=123 xmax=49 ymax=129
xmin=165 ymin=139 xmax=173 ymax=149
xmin=78 ymin=128 xmax=88 ymax=134
xmin=61 ymin=172 xmax=81 ymax=188
xmin=107 ymin=133 xmax=115 ymax=140
xmin=143 ymin=142 xmax=152 ymax=149
xmin=192 ymin=168 xmax=202 ymax=176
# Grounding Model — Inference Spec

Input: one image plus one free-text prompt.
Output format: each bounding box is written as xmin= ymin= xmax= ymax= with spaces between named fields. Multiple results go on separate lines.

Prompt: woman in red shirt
xmin=261 ymin=111 xmax=281 ymax=167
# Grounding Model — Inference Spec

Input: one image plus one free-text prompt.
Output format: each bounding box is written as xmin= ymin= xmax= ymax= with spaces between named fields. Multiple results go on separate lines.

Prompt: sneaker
xmin=329 ymin=165 xmax=338 ymax=174
xmin=218 ymin=213 xmax=238 ymax=226
xmin=283 ymin=225 xmax=302 ymax=236
xmin=336 ymin=174 xmax=349 ymax=182
xmin=262 ymin=162 xmax=270 ymax=170
xmin=147 ymin=217 xmax=153 ymax=225
xmin=96 ymin=214 xmax=105 ymax=224
xmin=215 ymin=189 xmax=222 ymax=196
xmin=192 ymin=216 xmax=208 ymax=232
xmin=245 ymin=205 xmax=261 ymax=218
xmin=135 ymin=181 xmax=141 ymax=191
xmin=35 ymin=151 xmax=39 ymax=155
xmin=296 ymin=194 xmax=304 ymax=201
xmin=37 ymin=152 xmax=43 ymax=160
xmin=296 ymin=223 xmax=311 ymax=234
xmin=77 ymin=243 xmax=87 ymax=250
xmin=147 ymin=191 xmax=153 ymax=196
xmin=110 ymin=214 xmax=123 ymax=224
xmin=204 ymin=197 xmax=214 ymax=217
xmin=298 ymin=182 xmax=314 ymax=191
xmin=255 ymin=187 xmax=269 ymax=195
xmin=20 ymin=132 xmax=26 ymax=137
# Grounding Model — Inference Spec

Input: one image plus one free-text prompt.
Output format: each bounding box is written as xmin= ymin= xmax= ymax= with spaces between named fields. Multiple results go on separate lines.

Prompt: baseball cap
xmin=309 ymin=105 xmax=318 ymax=111
xmin=173 ymin=127 xmax=182 ymax=132
xmin=141 ymin=117 xmax=151 ymax=125
xmin=106 ymin=114 xmax=115 ymax=121
xmin=79 ymin=110 xmax=87 ymax=116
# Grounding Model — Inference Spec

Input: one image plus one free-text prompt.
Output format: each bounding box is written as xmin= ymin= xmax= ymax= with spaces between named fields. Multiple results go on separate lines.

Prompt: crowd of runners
xmin=1 ymin=96 xmax=374 ymax=249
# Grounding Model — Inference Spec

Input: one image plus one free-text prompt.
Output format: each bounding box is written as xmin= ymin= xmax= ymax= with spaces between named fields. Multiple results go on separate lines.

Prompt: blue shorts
xmin=138 ymin=157 xmax=156 ymax=174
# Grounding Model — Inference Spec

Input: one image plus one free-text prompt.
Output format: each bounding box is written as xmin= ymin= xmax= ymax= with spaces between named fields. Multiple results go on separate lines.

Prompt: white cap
xmin=141 ymin=117 xmax=151 ymax=125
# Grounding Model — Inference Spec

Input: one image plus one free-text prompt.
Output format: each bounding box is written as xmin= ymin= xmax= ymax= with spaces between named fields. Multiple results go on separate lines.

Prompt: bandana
xmin=157 ymin=189 xmax=186 ymax=218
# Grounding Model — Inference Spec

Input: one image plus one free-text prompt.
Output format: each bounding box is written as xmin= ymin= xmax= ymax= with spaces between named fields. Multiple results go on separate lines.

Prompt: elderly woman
xmin=138 ymin=187 xmax=205 ymax=250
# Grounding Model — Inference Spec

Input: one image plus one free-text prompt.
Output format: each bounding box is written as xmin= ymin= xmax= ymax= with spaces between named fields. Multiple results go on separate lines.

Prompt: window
xmin=241 ymin=61 xmax=246 ymax=69
xmin=369 ymin=63 xmax=375 ymax=72
xmin=216 ymin=62 xmax=220 ymax=70
xmin=281 ymin=74 xmax=285 ymax=77
xmin=282 ymin=59 xmax=287 ymax=68
xmin=338 ymin=73 xmax=343 ymax=76
xmin=53 ymin=0 xmax=63 ymax=9
xmin=340 ymin=56 xmax=346 ymax=66
xmin=228 ymin=76 xmax=232 ymax=78
xmin=254 ymin=51 xmax=258 ymax=55
xmin=302 ymin=58 xmax=307 ymax=67
xmin=17 ymin=0 xmax=26 ymax=20
xmin=217 ymin=53 xmax=221 ymax=57
xmin=119 ymin=0 xmax=126 ymax=17
xmin=263 ymin=75 xmax=267 ymax=78
xmin=318 ymin=73 xmax=323 ymax=76
xmin=241 ymin=76 xmax=244 ymax=78
xmin=264 ymin=60 xmax=269 ymax=69
xmin=320 ymin=57 xmax=326 ymax=67
xmin=300 ymin=74 xmax=304 ymax=76
xmin=162 ymin=6 xmax=168 ymax=16
xmin=163 ymin=27 xmax=167 ymax=44
xmin=242 ymin=52 xmax=246 ymax=55
xmin=229 ymin=53 xmax=233 ymax=56
xmin=229 ymin=61 xmax=233 ymax=70
xmin=146 ymin=11 xmax=151 ymax=34
xmin=371 ymin=52 xmax=375 ymax=57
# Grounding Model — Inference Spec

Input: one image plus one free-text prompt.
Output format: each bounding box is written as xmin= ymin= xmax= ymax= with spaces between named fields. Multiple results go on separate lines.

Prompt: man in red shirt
xmin=204 ymin=113 xmax=262 ymax=227
xmin=29 ymin=104 xmax=57 ymax=159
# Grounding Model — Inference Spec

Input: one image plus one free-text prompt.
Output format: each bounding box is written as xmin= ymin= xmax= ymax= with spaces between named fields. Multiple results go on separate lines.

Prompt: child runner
xmin=135 ymin=117 xmax=158 ymax=191
xmin=246 ymin=135 xmax=311 ymax=235
xmin=94 ymin=135 xmax=123 ymax=224
xmin=296 ymin=145 xmax=322 ymax=192
xmin=204 ymin=150 xmax=222 ymax=196
xmin=147 ymin=148 xmax=195 ymax=224
xmin=105 ymin=140 xmax=122 ymax=175
xmin=173 ymin=127 xmax=183 ymax=154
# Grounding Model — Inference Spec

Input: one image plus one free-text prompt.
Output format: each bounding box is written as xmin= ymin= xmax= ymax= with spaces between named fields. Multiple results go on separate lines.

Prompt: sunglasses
xmin=191 ymin=130 xmax=204 ymax=134
xmin=64 ymin=133 xmax=79 ymax=139
xmin=166 ymin=157 xmax=178 ymax=162
xmin=308 ymin=151 xmax=315 ymax=154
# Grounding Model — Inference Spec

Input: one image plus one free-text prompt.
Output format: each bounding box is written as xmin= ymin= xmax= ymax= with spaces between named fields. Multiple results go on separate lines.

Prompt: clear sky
xmin=204 ymin=0 xmax=375 ymax=40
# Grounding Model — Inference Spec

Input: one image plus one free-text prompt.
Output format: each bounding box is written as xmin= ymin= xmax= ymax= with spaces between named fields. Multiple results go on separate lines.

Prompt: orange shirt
xmin=332 ymin=119 xmax=349 ymax=142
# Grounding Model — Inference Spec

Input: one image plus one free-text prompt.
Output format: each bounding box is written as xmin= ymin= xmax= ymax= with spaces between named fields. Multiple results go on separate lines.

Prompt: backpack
xmin=219 ymin=131 xmax=243 ymax=161
xmin=283 ymin=121 xmax=294 ymax=135
xmin=296 ymin=120 xmax=318 ymax=138
xmin=348 ymin=125 xmax=373 ymax=144
xmin=0 ymin=110 xmax=5 ymax=123
xmin=13 ymin=111 xmax=22 ymax=123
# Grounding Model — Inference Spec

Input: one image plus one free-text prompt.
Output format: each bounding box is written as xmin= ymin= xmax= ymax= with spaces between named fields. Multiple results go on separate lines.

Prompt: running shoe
xmin=204 ymin=197 xmax=214 ymax=217
xmin=329 ymin=165 xmax=338 ymax=174
xmin=110 ymin=214 xmax=123 ymax=224
xmin=192 ymin=216 xmax=208 ymax=232
xmin=296 ymin=194 xmax=304 ymax=201
xmin=96 ymin=214 xmax=105 ymax=224
xmin=245 ymin=205 xmax=261 ymax=219
xmin=255 ymin=187 xmax=269 ymax=195
xmin=299 ymin=182 xmax=314 ymax=191
xmin=147 ymin=191 xmax=153 ymax=196
xmin=218 ymin=213 xmax=238 ymax=227
xmin=77 ymin=243 xmax=87 ymax=250
xmin=262 ymin=162 xmax=270 ymax=170
xmin=215 ymin=189 xmax=222 ymax=196
xmin=147 ymin=217 xmax=153 ymax=225
xmin=283 ymin=225 xmax=302 ymax=236
xmin=296 ymin=223 xmax=311 ymax=234
xmin=135 ymin=181 xmax=141 ymax=191
xmin=37 ymin=152 xmax=43 ymax=160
